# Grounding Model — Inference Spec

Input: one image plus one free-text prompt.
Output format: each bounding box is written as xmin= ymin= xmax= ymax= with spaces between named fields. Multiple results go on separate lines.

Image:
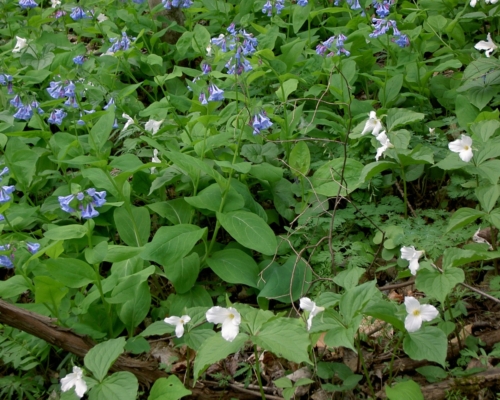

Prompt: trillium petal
xmin=175 ymin=323 xmax=185 ymax=338
xmin=221 ymin=319 xmax=239 ymax=342
xmin=404 ymin=296 xmax=420 ymax=314
xmin=74 ymin=378 xmax=88 ymax=398
xmin=419 ymin=304 xmax=439 ymax=322
xmin=306 ymin=314 xmax=314 ymax=331
xmin=164 ymin=316 xmax=181 ymax=326
xmin=459 ymin=148 xmax=474 ymax=162
xmin=408 ymin=259 xmax=420 ymax=275
xmin=206 ymin=306 xmax=229 ymax=324
xmin=400 ymin=246 xmax=416 ymax=261
xmin=448 ymin=139 xmax=464 ymax=153
xmin=372 ymin=120 xmax=383 ymax=137
xmin=299 ymin=297 xmax=315 ymax=312
xmin=405 ymin=313 xmax=422 ymax=332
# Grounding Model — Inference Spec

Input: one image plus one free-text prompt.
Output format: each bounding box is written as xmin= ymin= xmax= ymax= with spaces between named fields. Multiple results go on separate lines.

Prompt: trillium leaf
xmin=88 ymin=371 xmax=137 ymax=400
xmin=148 ymin=375 xmax=191 ymax=400
xmin=358 ymin=161 xmax=398 ymax=184
xmin=446 ymin=207 xmax=486 ymax=233
xmin=206 ymin=249 xmax=259 ymax=288
xmin=386 ymin=108 xmax=425 ymax=132
xmin=415 ymin=267 xmax=464 ymax=304
xmin=403 ymin=326 xmax=447 ymax=367
xmin=252 ymin=318 xmax=312 ymax=365
xmin=139 ymin=321 xmax=174 ymax=337
xmin=84 ymin=338 xmax=126 ymax=382
xmin=386 ymin=380 xmax=424 ymax=400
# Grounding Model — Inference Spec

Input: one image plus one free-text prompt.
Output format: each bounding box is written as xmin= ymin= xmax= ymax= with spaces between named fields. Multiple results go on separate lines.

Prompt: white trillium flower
xmin=206 ymin=306 xmax=241 ymax=342
xmin=151 ymin=149 xmax=161 ymax=174
xmin=299 ymin=297 xmax=325 ymax=331
xmin=164 ymin=315 xmax=191 ymax=338
xmin=400 ymin=246 xmax=424 ymax=275
xmin=375 ymin=131 xmax=393 ymax=161
xmin=51 ymin=0 xmax=61 ymax=7
xmin=122 ymin=113 xmax=134 ymax=131
xmin=474 ymin=33 xmax=497 ymax=57
xmin=470 ymin=0 xmax=477 ymax=5
xmin=145 ymin=119 xmax=164 ymax=135
xmin=404 ymin=297 xmax=439 ymax=333
xmin=97 ymin=13 xmax=108 ymax=23
xmin=361 ymin=111 xmax=383 ymax=136
xmin=60 ymin=366 xmax=88 ymax=399
xmin=13 ymin=36 xmax=28 ymax=53
xmin=448 ymin=134 xmax=473 ymax=162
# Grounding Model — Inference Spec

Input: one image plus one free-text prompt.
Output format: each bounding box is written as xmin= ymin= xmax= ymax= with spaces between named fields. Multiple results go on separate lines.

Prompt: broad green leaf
xmin=147 ymin=199 xmax=192 ymax=225
xmin=332 ymin=267 xmax=365 ymax=290
xmin=34 ymin=276 xmax=68 ymax=308
xmin=81 ymin=168 xmax=120 ymax=198
xmin=476 ymin=159 xmax=500 ymax=184
xmin=253 ymin=318 xmax=311 ymax=365
xmin=9 ymin=149 xmax=39 ymax=189
xmin=415 ymin=268 xmax=464 ymax=304
xmin=193 ymin=333 xmax=248 ymax=380
xmin=191 ymin=24 xmax=210 ymax=54
xmin=471 ymin=119 xmax=500 ymax=142
xmin=44 ymin=258 xmax=95 ymax=288
xmin=250 ymin=163 xmax=284 ymax=183
xmin=289 ymin=141 xmax=310 ymax=177
xmin=241 ymin=308 xmax=275 ymax=335
xmin=323 ymin=317 xmax=357 ymax=353
xmin=85 ymin=241 xmax=108 ymax=265
xmin=363 ymin=300 xmax=405 ymax=332
xmin=185 ymin=184 xmax=244 ymax=213
xmin=435 ymin=153 xmax=468 ymax=171
xmin=141 ymin=225 xmax=206 ymax=266
xmin=90 ymin=110 xmax=115 ymax=154
xmin=165 ymin=253 xmax=200 ymax=294
xmin=456 ymin=94 xmax=478 ymax=129
xmin=358 ymin=161 xmax=398 ymax=183
xmin=403 ymin=327 xmax=447 ymax=367
xmin=84 ymin=338 xmax=126 ymax=382
xmin=340 ymin=280 xmax=378 ymax=325
xmin=0 ymin=275 xmax=31 ymax=298
xmin=165 ymin=151 xmax=226 ymax=188
xmin=216 ymin=211 xmax=276 ymax=255
xmin=114 ymin=206 xmax=151 ymax=247
xmin=206 ymin=249 xmax=259 ymax=288
xmin=104 ymin=246 xmax=143 ymax=263
xmin=292 ymin=1 xmax=311 ymax=33
xmin=386 ymin=109 xmax=425 ymax=132
xmin=386 ymin=380 xmax=424 ymax=400
xmin=276 ymin=79 xmax=298 ymax=102
xmin=441 ymin=248 xmax=487 ymax=269
xmin=119 ymin=282 xmax=152 ymax=333
xmin=446 ymin=208 xmax=486 ymax=233
xmin=88 ymin=372 xmax=138 ymax=400
xmin=311 ymin=158 xmax=364 ymax=196
xmin=148 ymin=376 xmax=191 ymax=400
xmin=379 ymin=74 xmax=403 ymax=108
xmin=184 ymin=328 xmax=216 ymax=351
xmin=139 ymin=321 xmax=174 ymax=337
xmin=108 ymin=266 xmax=155 ymax=304
xmin=44 ymin=224 xmax=88 ymax=240
xmin=476 ymin=184 xmax=500 ymax=214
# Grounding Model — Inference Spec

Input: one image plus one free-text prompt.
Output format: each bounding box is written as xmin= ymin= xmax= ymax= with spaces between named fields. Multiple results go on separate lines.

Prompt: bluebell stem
xmin=0 ymin=245 xmax=13 ymax=269
xmin=26 ymin=242 xmax=40 ymax=254
xmin=70 ymin=7 xmax=89 ymax=20
xmin=19 ymin=0 xmax=37 ymax=8
xmin=73 ymin=55 xmax=85 ymax=65
xmin=251 ymin=111 xmax=273 ymax=135
xmin=47 ymin=109 xmax=67 ymax=125
xmin=0 ymin=186 xmax=15 ymax=203
xmin=208 ymin=84 xmax=224 ymax=102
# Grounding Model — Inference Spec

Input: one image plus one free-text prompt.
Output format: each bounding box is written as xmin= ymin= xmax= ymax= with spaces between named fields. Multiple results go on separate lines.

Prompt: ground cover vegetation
xmin=1 ymin=0 xmax=500 ymax=398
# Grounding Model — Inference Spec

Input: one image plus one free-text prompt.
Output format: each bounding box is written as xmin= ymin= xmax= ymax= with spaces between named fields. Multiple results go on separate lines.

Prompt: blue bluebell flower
xmin=47 ymin=109 xmax=67 ymax=125
xmin=226 ymin=50 xmax=253 ymax=75
xmin=19 ymin=0 xmax=37 ymax=9
xmin=393 ymin=34 xmax=410 ymax=48
xmin=26 ymin=242 xmax=40 ymax=254
xmin=86 ymin=188 xmax=106 ymax=207
xmin=373 ymin=0 xmax=393 ymax=17
xmin=202 ymin=63 xmax=212 ymax=74
xmin=0 ymin=167 xmax=9 ymax=180
xmin=108 ymin=32 xmax=133 ymax=53
xmin=13 ymin=104 xmax=33 ymax=120
xmin=208 ymin=84 xmax=224 ymax=102
xmin=370 ymin=18 xmax=392 ymax=37
xmin=47 ymin=81 xmax=66 ymax=99
xmin=0 ymin=186 xmax=15 ymax=203
xmin=0 ymin=245 xmax=13 ymax=269
xmin=70 ymin=7 xmax=89 ymax=20
xmin=0 ymin=74 xmax=12 ymax=86
xmin=58 ymin=194 xmax=75 ymax=212
xmin=298 ymin=0 xmax=308 ymax=5
xmin=73 ymin=55 xmax=86 ymax=65
xmin=133 ymin=0 xmax=145 ymax=3
xmin=103 ymin=98 xmax=115 ymax=110
xmin=31 ymin=101 xmax=44 ymax=114
xmin=113 ymin=119 xmax=119 ymax=129
xmin=81 ymin=203 xmax=99 ymax=219
xmin=335 ymin=0 xmax=361 ymax=9
xmin=316 ymin=35 xmax=349 ymax=57
xmin=199 ymin=92 xmax=208 ymax=105
xmin=162 ymin=0 xmax=193 ymax=9
xmin=211 ymin=34 xmax=228 ymax=52
xmin=227 ymin=23 xmax=237 ymax=36
xmin=276 ymin=0 xmax=285 ymax=14
xmin=10 ymin=95 xmax=23 ymax=108
xmin=262 ymin=0 xmax=272 ymax=16
xmin=54 ymin=9 xmax=66 ymax=18
xmin=0 ymin=214 xmax=4 ymax=222
xmin=251 ymin=111 xmax=273 ymax=135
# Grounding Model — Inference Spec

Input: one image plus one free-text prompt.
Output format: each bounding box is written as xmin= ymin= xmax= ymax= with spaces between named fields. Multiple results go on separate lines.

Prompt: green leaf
xmin=141 ymin=225 xmax=206 ymax=266
xmin=386 ymin=109 xmax=425 ymax=132
xmin=311 ymin=158 xmax=364 ymax=196
xmin=139 ymin=321 xmax=174 ymax=337
xmin=403 ymin=326 xmax=447 ymax=367
xmin=191 ymin=24 xmax=210 ymax=55
xmin=276 ymin=79 xmax=298 ymax=102
xmin=292 ymin=1 xmax=311 ymax=33
xmin=456 ymin=94 xmax=478 ymax=129
xmin=34 ymin=276 xmax=68 ymax=308
xmin=193 ymin=333 xmax=247 ymax=380
xmin=44 ymin=224 xmax=88 ymax=240
xmin=471 ymin=120 xmax=500 ymax=142
xmin=85 ymin=241 xmax=108 ymax=265
xmin=332 ymin=267 xmax=365 ymax=290
xmin=206 ymin=249 xmax=259 ymax=288
xmin=340 ymin=280 xmax=377 ymax=325
xmin=446 ymin=208 xmax=486 ymax=233
xmin=165 ymin=253 xmax=200 ymax=294
xmin=358 ymin=161 xmax=398 ymax=183
xmin=323 ymin=320 xmax=357 ymax=353
xmin=415 ymin=268 xmax=464 ymax=304
xmin=184 ymin=328 xmax=216 ymax=351
xmin=289 ymin=141 xmax=311 ymax=177
xmin=148 ymin=376 xmax=191 ymax=400
xmin=363 ymin=300 xmax=405 ymax=332
xmin=165 ymin=151 xmax=226 ymax=188
xmin=119 ymin=282 xmax=152 ymax=333
xmin=253 ymin=318 xmax=311 ymax=364
xmin=386 ymin=380 xmax=424 ymax=400
xmin=216 ymin=211 xmax=276 ymax=255
xmin=108 ymin=266 xmax=155 ymax=304
xmin=44 ymin=258 xmax=96 ymax=288
xmin=0 ymin=275 xmax=31 ymax=298
xmin=88 ymin=372 xmax=138 ymax=400
xmin=89 ymin=110 xmax=115 ymax=154
xmin=441 ymin=248 xmax=488 ymax=269
xmin=184 ymin=183 xmax=244 ymax=213
xmin=104 ymin=246 xmax=143 ymax=263
xmin=9 ymin=149 xmax=39 ymax=189
xmin=379 ymin=74 xmax=403 ymax=108
xmin=114 ymin=206 xmax=151 ymax=247
xmin=84 ymin=338 xmax=126 ymax=382
xmin=147 ymin=199 xmax=192 ymax=225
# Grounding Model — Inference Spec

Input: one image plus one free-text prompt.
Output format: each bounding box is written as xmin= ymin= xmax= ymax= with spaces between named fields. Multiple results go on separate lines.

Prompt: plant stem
xmin=387 ymin=332 xmax=404 ymax=386
xmin=253 ymin=344 xmax=266 ymax=400
xmin=357 ymin=338 xmax=375 ymax=398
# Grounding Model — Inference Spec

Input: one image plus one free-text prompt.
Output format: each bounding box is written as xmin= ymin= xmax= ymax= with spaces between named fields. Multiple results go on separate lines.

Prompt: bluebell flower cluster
xmin=207 ymin=84 xmax=224 ymax=102
xmin=251 ymin=111 xmax=273 ymax=135
xmin=298 ymin=0 xmax=308 ymax=5
xmin=10 ymin=96 xmax=45 ymax=121
xmin=47 ymin=79 xmax=78 ymax=107
xmin=316 ymin=34 xmax=350 ymax=57
xmin=58 ymin=188 xmax=107 ymax=219
xmin=70 ymin=7 xmax=90 ymax=21
xmin=262 ymin=0 xmax=285 ymax=16
xmin=19 ymin=0 xmax=37 ymax=9
xmin=54 ymin=9 xmax=66 ymax=18
xmin=107 ymin=32 xmax=133 ymax=54
xmin=47 ymin=109 xmax=67 ymax=125
xmin=0 ymin=167 xmax=15 ymax=204
xmin=73 ymin=55 xmax=86 ymax=65
xmin=162 ymin=0 xmax=193 ymax=9
xmin=334 ymin=0 xmax=361 ymax=10
xmin=369 ymin=1 xmax=409 ymax=47
xmin=0 ymin=74 xmax=13 ymax=94
xmin=0 ymin=244 xmax=13 ymax=269
xmin=26 ymin=242 xmax=40 ymax=254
